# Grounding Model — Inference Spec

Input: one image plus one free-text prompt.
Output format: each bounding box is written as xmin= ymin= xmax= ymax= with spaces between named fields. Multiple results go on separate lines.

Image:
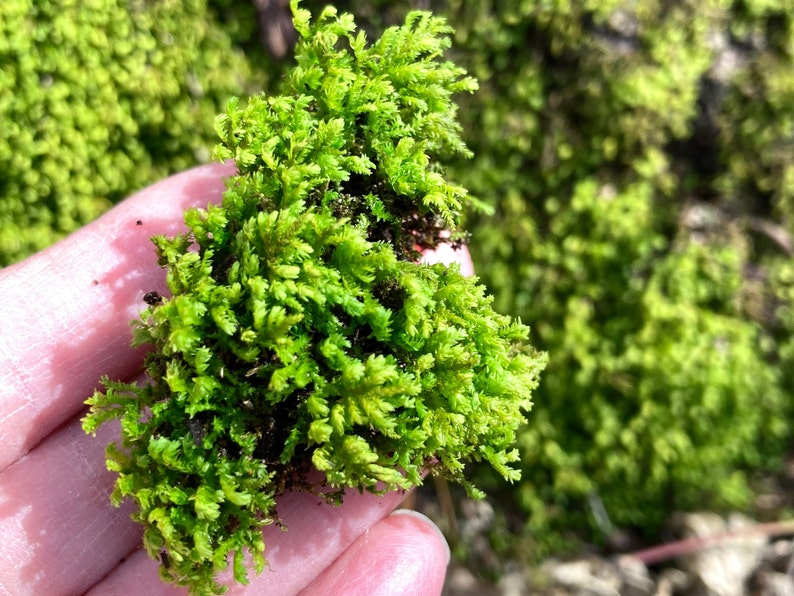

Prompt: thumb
xmin=299 ymin=509 xmax=450 ymax=596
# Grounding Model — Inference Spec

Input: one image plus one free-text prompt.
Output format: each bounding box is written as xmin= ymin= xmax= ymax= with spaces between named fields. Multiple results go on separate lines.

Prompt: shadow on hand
xmin=0 ymin=165 xmax=231 ymax=593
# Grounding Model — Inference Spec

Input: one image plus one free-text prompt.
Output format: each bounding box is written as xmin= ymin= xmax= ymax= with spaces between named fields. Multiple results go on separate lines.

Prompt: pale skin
xmin=0 ymin=162 xmax=473 ymax=595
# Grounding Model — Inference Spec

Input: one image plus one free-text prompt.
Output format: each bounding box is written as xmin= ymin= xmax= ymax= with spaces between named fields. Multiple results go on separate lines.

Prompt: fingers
xmin=85 ymin=484 xmax=409 ymax=595
xmin=0 ymin=399 xmax=417 ymax=596
xmin=0 ymin=162 xmax=236 ymax=472
xmin=0 ymin=418 xmax=141 ymax=596
xmin=299 ymin=509 xmax=449 ymax=596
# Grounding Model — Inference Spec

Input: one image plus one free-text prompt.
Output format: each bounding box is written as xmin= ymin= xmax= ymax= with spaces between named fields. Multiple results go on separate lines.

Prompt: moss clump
xmin=83 ymin=4 xmax=544 ymax=593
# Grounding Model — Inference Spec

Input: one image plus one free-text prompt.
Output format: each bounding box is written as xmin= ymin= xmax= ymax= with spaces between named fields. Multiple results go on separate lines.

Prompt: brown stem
xmin=621 ymin=519 xmax=794 ymax=566
xmin=433 ymin=475 xmax=459 ymax=549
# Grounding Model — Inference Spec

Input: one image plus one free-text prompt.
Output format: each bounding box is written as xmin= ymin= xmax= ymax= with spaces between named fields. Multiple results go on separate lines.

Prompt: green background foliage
xmin=6 ymin=0 xmax=794 ymax=564
xmin=0 ymin=0 xmax=266 ymax=263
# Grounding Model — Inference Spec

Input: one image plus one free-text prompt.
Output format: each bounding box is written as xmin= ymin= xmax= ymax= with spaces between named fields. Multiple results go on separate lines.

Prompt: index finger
xmin=0 ymin=162 xmax=236 ymax=472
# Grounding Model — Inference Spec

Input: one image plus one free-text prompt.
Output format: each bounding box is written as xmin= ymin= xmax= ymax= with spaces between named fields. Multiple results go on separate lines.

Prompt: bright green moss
xmin=83 ymin=4 xmax=544 ymax=593
xmin=0 ymin=0 xmax=260 ymax=265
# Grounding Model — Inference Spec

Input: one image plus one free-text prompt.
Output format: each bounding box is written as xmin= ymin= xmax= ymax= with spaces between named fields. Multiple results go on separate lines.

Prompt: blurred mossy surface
xmin=0 ymin=0 xmax=270 ymax=264
xmin=5 ymin=0 xmax=794 ymax=559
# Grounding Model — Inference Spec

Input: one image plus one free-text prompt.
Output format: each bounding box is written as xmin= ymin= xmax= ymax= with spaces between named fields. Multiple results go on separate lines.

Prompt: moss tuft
xmin=83 ymin=4 xmax=544 ymax=593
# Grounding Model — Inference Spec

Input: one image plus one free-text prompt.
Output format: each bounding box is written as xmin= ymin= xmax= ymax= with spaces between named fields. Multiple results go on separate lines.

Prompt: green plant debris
xmin=83 ymin=2 xmax=545 ymax=593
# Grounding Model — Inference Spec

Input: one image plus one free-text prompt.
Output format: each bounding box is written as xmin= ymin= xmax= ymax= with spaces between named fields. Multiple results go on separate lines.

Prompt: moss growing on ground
xmin=0 ymin=0 xmax=263 ymax=265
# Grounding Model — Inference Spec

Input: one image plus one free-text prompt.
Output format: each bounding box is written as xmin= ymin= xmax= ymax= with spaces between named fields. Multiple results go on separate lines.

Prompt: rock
xmin=765 ymin=539 xmax=794 ymax=575
xmin=747 ymin=569 xmax=794 ymax=596
xmin=496 ymin=568 xmax=528 ymax=596
xmin=669 ymin=512 xmax=767 ymax=596
xmin=655 ymin=568 xmax=691 ymax=596
xmin=437 ymin=509 xmax=793 ymax=596
xmin=540 ymin=556 xmax=622 ymax=596
xmin=615 ymin=555 xmax=655 ymax=596
xmin=443 ymin=561 xmax=498 ymax=596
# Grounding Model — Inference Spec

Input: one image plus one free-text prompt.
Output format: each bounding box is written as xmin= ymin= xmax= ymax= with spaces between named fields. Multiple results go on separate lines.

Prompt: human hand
xmin=0 ymin=162 xmax=453 ymax=595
